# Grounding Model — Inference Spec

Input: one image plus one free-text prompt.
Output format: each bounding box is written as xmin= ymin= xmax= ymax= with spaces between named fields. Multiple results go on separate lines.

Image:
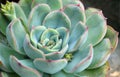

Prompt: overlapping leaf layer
xmin=0 ymin=0 xmax=118 ymax=77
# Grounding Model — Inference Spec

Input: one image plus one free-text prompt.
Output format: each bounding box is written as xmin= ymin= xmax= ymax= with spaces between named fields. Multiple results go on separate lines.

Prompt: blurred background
xmin=0 ymin=0 xmax=120 ymax=77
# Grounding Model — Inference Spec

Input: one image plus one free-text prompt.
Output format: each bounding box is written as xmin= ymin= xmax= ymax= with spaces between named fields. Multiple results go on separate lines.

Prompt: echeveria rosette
xmin=0 ymin=0 xmax=119 ymax=77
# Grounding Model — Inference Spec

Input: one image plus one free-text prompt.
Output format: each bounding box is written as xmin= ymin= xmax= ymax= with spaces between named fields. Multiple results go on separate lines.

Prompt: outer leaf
xmin=105 ymin=26 xmax=119 ymax=51
xmin=0 ymin=43 xmax=24 ymax=72
xmin=19 ymin=0 xmax=33 ymax=18
xmin=64 ymin=45 xmax=93 ymax=73
xmin=13 ymin=2 xmax=27 ymax=26
xmin=6 ymin=18 xmax=26 ymax=55
xmin=10 ymin=56 xmax=43 ymax=77
xmin=68 ymin=22 xmax=88 ymax=52
xmin=88 ymin=38 xmax=111 ymax=69
xmin=84 ymin=11 xmax=107 ymax=46
xmin=31 ymin=0 xmax=63 ymax=10
xmin=85 ymin=8 xmax=100 ymax=17
xmin=34 ymin=58 xmax=68 ymax=74
xmin=64 ymin=4 xmax=85 ymax=31
xmin=24 ymin=34 xmax=45 ymax=59
xmin=76 ymin=62 xmax=110 ymax=77
xmin=62 ymin=0 xmax=84 ymax=11
xmin=0 ymin=13 xmax=10 ymax=35
xmin=28 ymin=4 xmax=51 ymax=30
xmin=43 ymin=10 xmax=71 ymax=30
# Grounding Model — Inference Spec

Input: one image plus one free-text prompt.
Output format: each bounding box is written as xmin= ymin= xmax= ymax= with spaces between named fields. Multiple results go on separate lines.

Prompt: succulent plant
xmin=0 ymin=0 xmax=119 ymax=77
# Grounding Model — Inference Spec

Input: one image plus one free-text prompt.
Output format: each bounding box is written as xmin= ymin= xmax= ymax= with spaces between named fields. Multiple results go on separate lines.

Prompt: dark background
xmin=0 ymin=0 xmax=120 ymax=35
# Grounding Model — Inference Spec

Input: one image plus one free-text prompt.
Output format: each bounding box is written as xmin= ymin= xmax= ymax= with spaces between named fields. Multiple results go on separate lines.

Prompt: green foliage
xmin=0 ymin=0 xmax=118 ymax=77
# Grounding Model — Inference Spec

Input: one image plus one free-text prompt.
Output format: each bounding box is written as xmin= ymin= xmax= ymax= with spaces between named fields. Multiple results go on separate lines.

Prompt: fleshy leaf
xmin=84 ymin=10 xmax=107 ymax=46
xmin=68 ymin=22 xmax=88 ymax=52
xmin=56 ymin=27 xmax=69 ymax=48
xmin=19 ymin=0 xmax=33 ymax=18
xmin=31 ymin=0 xmax=63 ymax=10
xmin=64 ymin=45 xmax=93 ymax=73
xmin=13 ymin=2 xmax=27 ymax=26
xmin=43 ymin=10 xmax=71 ymax=30
xmin=28 ymin=4 xmax=51 ymax=30
xmin=88 ymin=38 xmax=111 ymax=69
xmin=24 ymin=34 xmax=45 ymax=59
xmin=0 ymin=43 xmax=24 ymax=72
xmin=76 ymin=62 xmax=110 ymax=77
xmin=30 ymin=26 xmax=46 ymax=47
xmin=6 ymin=18 xmax=26 ymax=55
xmin=64 ymin=4 xmax=85 ymax=31
xmin=34 ymin=58 xmax=68 ymax=74
xmin=10 ymin=56 xmax=42 ymax=77
xmin=62 ymin=0 xmax=84 ymax=11
xmin=85 ymin=8 xmax=100 ymax=17
xmin=105 ymin=26 xmax=119 ymax=51
xmin=45 ymin=45 xmax=68 ymax=60
xmin=0 ymin=13 xmax=10 ymax=35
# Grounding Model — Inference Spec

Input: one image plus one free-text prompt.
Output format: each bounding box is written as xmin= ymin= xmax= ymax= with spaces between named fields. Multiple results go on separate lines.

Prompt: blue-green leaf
xmin=43 ymin=10 xmax=71 ymax=30
xmin=68 ymin=22 xmax=88 ymax=52
xmin=76 ymin=62 xmax=110 ymax=77
xmin=34 ymin=58 xmax=68 ymax=74
xmin=45 ymin=45 xmax=68 ymax=60
xmin=19 ymin=0 xmax=33 ymax=18
xmin=10 ymin=56 xmax=42 ymax=77
xmin=88 ymin=39 xmax=112 ymax=69
xmin=30 ymin=26 xmax=46 ymax=47
xmin=28 ymin=4 xmax=51 ymax=30
xmin=85 ymin=8 xmax=100 ymax=18
xmin=105 ymin=26 xmax=119 ymax=51
xmin=13 ymin=2 xmax=27 ymax=26
xmin=84 ymin=11 xmax=107 ymax=46
xmin=40 ymin=28 xmax=59 ymax=42
xmin=32 ymin=0 xmax=63 ymax=10
xmin=24 ymin=34 xmax=45 ymax=59
xmin=64 ymin=45 xmax=93 ymax=73
xmin=56 ymin=27 xmax=69 ymax=48
xmin=0 ymin=43 xmax=24 ymax=72
xmin=6 ymin=18 xmax=26 ymax=55
xmin=64 ymin=4 xmax=85 ymax=31
xmin=62 ymin=0 xmax=84 ymax=11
